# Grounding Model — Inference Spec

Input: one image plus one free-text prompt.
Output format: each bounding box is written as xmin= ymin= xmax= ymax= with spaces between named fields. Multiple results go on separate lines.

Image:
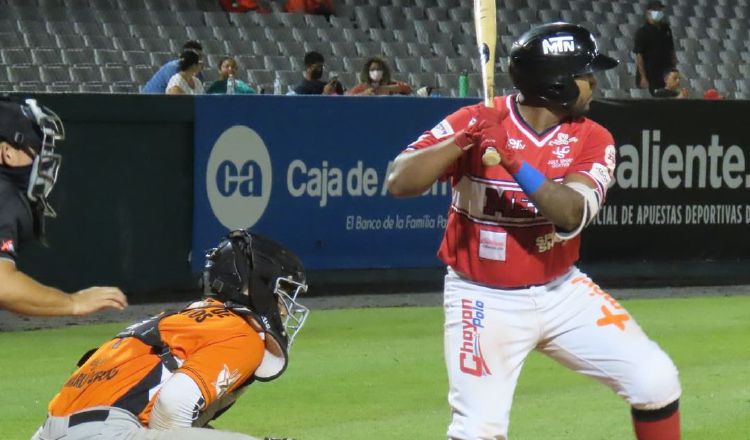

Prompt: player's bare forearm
xmin=0 ymin=260 xmax=74 ymax=316
xmin=527 ymin=176 xmax=588 ymax=231
xmin=386 ymin=138 xmax=463 ymax=197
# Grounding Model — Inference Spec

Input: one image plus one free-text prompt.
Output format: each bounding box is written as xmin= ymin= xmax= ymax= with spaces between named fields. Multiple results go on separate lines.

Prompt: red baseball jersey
xmin=406 ymin=94 xmax=616 ymax=288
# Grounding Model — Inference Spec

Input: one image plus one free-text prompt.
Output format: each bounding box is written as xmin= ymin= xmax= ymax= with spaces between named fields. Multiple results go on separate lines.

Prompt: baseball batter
xmin=386 ymin=23 xmax=681 ymax=440
xmin=32 ymin=230 xmax=308 ymax=440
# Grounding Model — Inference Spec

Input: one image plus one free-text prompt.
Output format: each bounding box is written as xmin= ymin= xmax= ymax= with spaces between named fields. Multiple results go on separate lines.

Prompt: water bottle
xmin=273 ymin=74 xmax=282 ymax=95
xmin=458 ymin=70 xmax=469 ymax=97
xmin=226 ymin=74 xmax=236 ymax=95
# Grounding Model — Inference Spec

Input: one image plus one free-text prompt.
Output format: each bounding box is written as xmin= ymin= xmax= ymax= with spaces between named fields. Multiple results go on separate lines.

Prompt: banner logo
xmin=206 ymin=125 xmax=272 ymax=229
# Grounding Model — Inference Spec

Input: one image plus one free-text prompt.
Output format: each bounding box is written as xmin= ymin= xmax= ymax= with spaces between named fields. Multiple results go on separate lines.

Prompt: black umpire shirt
xmin=633 ymin=22 xmax=675 ymax=92
xmin=0 ymin=173 xmax=34 ymax=263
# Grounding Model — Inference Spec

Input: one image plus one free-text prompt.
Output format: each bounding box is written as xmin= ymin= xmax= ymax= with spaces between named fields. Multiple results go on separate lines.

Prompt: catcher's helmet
xmin=202 ymin=229 xmax=309 ymax=380
xmin=509 ymin=22 xmax=618 ymax=105
xmin=0 ymin=96 xmax=65 ymax=218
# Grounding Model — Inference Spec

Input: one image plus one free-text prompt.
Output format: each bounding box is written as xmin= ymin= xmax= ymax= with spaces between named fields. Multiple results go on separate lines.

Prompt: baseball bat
xmin=474 ymin=0 xmax=502 ymax=166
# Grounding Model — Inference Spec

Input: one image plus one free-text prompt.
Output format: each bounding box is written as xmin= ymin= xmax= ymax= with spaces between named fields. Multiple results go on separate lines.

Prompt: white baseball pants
xmin=444 ymin=267 xmax=681 ymax=440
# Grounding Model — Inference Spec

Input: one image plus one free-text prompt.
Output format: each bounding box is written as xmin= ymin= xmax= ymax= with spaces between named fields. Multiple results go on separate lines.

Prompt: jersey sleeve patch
xmin=0 ymin=238 xmax=17 ymax=262
xmin=429 ymin=119 xmax=455 ymax=140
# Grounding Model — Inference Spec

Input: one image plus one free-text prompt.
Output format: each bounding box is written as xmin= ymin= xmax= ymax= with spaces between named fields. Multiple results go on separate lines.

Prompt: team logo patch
xmin=590 ymin=162 xmax=613 ymax=188
xmin=548 ymin=145 xmax=573 ymax=168
xmin=430 ymin=119 xmax=455 ymax=139
xmin=604 ymin=144 xmax=616 ymax=173
xmin=213 ymin=364 xmax=241 ymax=398
xmin=459 ymin=299 xmax=491 ymax=377
xmin=549 ymin=133 xmax=578 ymax=146
xmin=551 ymin=145 xmax=571 ymax=159
xmin=0 ymin=239 xmax=15 ymax=254
xmin=507 ymin=138 xmax=526 ymax=150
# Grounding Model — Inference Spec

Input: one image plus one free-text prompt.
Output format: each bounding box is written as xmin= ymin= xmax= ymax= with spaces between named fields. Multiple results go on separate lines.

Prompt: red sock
xmin=633 ymin=408 xmax=680 ymax=440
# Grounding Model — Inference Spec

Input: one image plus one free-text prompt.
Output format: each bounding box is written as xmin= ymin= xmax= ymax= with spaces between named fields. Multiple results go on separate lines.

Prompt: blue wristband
xmin=511 ymin=162 xmax=546 ymax=195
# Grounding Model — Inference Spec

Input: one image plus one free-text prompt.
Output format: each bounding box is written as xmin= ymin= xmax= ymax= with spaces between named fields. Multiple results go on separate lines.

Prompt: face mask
xmin=369 ymin=70 xmax=383 ymax=82
xmin=310 ymin=67 xmax=323 ymax=80
xmin=0 ymin=164 xmax=32 ymax=193
xmin=648 ymin=10 xmax=664 ymax=22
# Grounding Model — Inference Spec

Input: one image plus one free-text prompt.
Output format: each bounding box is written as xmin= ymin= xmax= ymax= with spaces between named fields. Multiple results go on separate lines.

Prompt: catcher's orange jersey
xmin=47 ymin=299 xmax=265 ymax=425
xmin=407 ymin=94 xmax=616 ymax=288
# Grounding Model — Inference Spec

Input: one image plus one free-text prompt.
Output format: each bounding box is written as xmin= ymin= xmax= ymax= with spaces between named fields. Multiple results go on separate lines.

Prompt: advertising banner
xmin=583 ymin=99 xmax=750 ymax=263
xmin=192 ymin=95 xmax=477 ymax=271
xmin=194 ymin=96 xmax=750 ymax=273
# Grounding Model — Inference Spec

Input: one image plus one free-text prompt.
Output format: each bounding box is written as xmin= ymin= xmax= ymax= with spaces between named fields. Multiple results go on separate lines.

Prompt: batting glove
xmin=478 ymin=123 xmax=520 ymax=174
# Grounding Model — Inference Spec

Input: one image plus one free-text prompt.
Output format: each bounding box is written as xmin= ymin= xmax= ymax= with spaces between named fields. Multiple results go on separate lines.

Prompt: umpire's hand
xmin=71 ymin=287 xmax=128 ymax=315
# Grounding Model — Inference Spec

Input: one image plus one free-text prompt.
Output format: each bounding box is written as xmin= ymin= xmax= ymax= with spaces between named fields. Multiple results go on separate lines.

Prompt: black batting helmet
xmin=509 ymin=22 xmax=618 ymax=105
xmin=202 ymin=229 xmax=309 ymax=380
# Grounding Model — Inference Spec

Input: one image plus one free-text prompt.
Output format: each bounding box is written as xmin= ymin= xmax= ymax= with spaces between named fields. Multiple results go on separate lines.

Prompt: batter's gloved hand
xmin=478 ymin=122 xmax=520 ymax=174
xmin=453 ymin=106 xmax=508 ymax=152
xmin=453 ymin=121 xmax=485 ymax=151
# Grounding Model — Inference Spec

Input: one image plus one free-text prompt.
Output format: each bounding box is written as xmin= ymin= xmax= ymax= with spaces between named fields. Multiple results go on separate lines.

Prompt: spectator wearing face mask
xmin=633 ymin=1 xmax=676 ymax=96
xmin=347 ymin=57 xmax=412 ymax=96
xmin=291 ymin=51 xmax=343 ymax=95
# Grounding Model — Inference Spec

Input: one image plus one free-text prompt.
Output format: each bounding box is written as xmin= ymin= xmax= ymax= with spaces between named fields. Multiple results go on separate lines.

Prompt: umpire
xmin=0 ymin=97 xmax=127 ymax=316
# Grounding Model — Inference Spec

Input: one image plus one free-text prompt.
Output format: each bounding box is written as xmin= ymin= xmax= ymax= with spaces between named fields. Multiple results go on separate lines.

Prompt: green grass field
xmin=2 ymin=296 xmax=748 ymax=440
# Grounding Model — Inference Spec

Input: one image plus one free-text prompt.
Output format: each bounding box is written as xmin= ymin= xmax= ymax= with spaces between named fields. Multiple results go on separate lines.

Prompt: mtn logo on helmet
xmin=509 ymin=22 xmax=619 ymax=106
xmin=542 ymin=36 xmax=576 ymax=55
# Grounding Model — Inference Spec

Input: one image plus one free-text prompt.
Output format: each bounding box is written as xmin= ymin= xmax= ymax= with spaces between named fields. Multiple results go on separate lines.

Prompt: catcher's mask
xmin=202 ymin=229 xmax=309 ymax=380
xmin=0 ymin=96 xmax=65 ymax=218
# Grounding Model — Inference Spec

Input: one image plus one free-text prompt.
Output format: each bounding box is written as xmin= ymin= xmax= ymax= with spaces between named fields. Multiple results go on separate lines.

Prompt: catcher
xmin=32 ymin=230 xmax=309 ymax=440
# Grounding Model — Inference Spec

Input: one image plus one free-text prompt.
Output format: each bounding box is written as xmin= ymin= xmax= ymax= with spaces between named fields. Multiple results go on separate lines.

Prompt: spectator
xmin=285 ymin=0 xmax=333 ymax=17
xmin=141 ymin=40 xmax=203 ymax=94
xmin=703 ymin=88 xmax=724 ymax=100
xmin=206 ymin=57 xmax=257 ymax=95
xmin=166 ymin=49 xmax=205 ymax=95
xmin=291 ymin=51 xmax=343 ymax=95
xmin=653 ymin=68 xmax=688 ymax=98
xmin=347 ymin=57 xmax=412 ymax=96
xmin=634 ymin=1 xmax=676 ymax=95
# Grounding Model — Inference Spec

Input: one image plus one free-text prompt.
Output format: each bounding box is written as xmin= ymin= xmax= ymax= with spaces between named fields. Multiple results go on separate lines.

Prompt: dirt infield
xmin=2 ymin=285 xmax=749 ymax=332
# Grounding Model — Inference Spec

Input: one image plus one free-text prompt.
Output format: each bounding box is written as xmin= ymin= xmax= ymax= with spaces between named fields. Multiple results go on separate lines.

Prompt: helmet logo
xmin=542 ymin=36 xmax=576 ymax=55
xmin=479 ymin=43 xmax=491 ymax=64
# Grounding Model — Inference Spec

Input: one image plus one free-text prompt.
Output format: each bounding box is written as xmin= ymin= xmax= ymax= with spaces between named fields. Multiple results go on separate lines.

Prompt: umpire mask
xmin=0 ymin=97 xmax=64 ymax=218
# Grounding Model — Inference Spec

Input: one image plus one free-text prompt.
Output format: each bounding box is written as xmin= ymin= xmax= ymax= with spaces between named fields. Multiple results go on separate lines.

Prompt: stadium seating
xmin=0 ymin=0 xmax=748 ymax=98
